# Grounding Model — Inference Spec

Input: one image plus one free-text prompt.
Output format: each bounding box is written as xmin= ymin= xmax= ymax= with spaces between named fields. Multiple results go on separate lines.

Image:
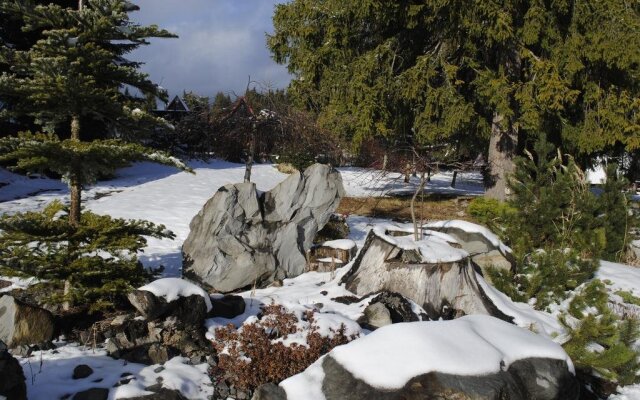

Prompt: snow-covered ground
xmin=0 ymin=161 xmax=483 ymax=276
xmin=1 ymin=160 xmax=639 ymax=399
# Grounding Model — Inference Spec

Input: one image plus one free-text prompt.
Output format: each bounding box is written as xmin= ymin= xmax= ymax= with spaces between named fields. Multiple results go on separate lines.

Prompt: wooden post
xmin=451 ymin=170 xmax=458 ymax=188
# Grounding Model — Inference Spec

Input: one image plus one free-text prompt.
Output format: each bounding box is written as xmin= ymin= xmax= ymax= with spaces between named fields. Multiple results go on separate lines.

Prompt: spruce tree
xmin=0 ymin=0 xmax=187 ymax=310
xmin=269 ymin=1 xmax=640 ymax=200
xmin=0 ymin=0 xmax=177 ymax=225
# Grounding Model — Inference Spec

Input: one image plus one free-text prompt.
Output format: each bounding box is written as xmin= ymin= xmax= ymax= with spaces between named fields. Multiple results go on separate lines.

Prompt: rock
xmin=271 ymin=316 xmax=579 ymax=400
xmin=183 ymin=164 xmax=344 ymax=292
xmin=105 ymin=314 xmax=211 ymax=365
xmin=0 ymin=295 xmax=55 ymax=347
xmin=72 ymin=388 xmax=109 ymax=400
xmin=128 ymin=290 xmax=207 ymax=326
xmin=0 ymin=280 xmax=11 ymax=290
xmin=357 ymin=302 xmax=391 ymax=330
xmin=252 ymin=383 xmax=286 ymax=400
xmin=341 ymin=227 xmax=513 ymax=321
xmin=127 ymin=387 xmax=187 ymax=399
xmin=0 ymin=340 xmax=27 ymax=400
xmin=424 ymin=220 xmax=516 ymax=280
xmin=72 ymin=364 xmax=94 ymax=379
xmin=209 ymin=295 xmax=246 ymax=319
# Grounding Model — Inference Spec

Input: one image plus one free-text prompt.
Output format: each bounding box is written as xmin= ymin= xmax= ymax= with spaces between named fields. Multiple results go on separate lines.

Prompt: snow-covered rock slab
xmin=268 ymin=315 xmax=578 ymax=400
xmin=183 ymin=164 xmax=344 ymax=292
xmin=341 ymin=224 xmax=511 ymax=320
xmin=424 ymin=220 xmax=515 ymax=276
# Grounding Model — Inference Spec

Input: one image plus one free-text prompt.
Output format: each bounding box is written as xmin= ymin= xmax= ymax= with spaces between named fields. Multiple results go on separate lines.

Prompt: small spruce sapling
xmin=0 ymin=201 xmax=175 ymax=311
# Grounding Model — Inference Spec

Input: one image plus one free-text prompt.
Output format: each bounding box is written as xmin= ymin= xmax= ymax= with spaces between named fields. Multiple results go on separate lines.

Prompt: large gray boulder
xmin=256 ymin=316 xmax=580 ymax=400
xmin=183 ymin=164 xmax=344 ymax=292
xmin=0 ymin=295 xmax=54 ymax=348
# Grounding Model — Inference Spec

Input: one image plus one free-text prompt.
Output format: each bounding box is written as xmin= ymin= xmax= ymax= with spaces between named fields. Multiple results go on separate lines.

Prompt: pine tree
xmin=268 ymin=1 xmax=640 ymax=200
xmin=0 ymin=201 xmax=174 ymax=311
xmin=598 ymin=164 xmax=632 ymax=262
xmin=560 ymin=280 xmax=640 ymax=385
xmin=0 ymin=0 xmax=177 ymax=225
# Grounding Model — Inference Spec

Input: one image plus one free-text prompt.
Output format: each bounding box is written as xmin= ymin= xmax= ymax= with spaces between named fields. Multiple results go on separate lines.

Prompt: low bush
xmin=211 ymin=304 xmax=356 ymax=394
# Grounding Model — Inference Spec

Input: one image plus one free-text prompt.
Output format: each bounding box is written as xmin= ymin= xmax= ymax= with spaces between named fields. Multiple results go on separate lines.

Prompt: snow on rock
xmin=19 ymin=344 xmax=212 ymax=400
xmin=424 ymin=219 xmax=512 ymax=254
xmin=138 ymin=277 xmax=212 ymax=312
xmin=321 ymin=239 xmax=356 ymax=251
xmin=280 ymin=315 xmax=574 ymax=399
xmin=372 ymin=223 xmax=469 ymax=263
xmin=476 ymin=274 xmax=565 ymax=339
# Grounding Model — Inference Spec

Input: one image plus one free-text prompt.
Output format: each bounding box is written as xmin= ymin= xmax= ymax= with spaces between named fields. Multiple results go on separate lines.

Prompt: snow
xmin=0 ymin=276 xmax=40 ymax=293
xmin=610 ymin=384 xmax=640 ymax=400
xmin=19 ymin=343 xmax=212 ymax=400
xmin=280 ymin=315 xmax=574 ymax=397
xmin=321 ymin=239 xmax=356 ymax=250
xmin=316 ymin=257 xmax=344 ymax=264
xmin=476 ymin=274 xmax=565 ymax=339
xmin=2 ymin=159 xmax=638 ymax=399
xmin=424 ymin=219 xmax=512 ymax=254
xmin=138 ymin=277 xmax=213 ymax=312
xmin=597 ymin=261 xmax=640 ymax=297
xmin=337 ymin=167 xmax=484 ymax=197
xmin=372 ymin=223 xmax=469 ymax=263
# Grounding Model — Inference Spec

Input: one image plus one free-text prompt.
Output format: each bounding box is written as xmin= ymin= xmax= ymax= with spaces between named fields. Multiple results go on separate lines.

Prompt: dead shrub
xmin=210 ymin=304 xmax=355 ymax=393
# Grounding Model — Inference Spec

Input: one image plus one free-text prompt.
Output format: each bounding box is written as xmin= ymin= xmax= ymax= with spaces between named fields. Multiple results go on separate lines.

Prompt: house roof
xmin=165 ymin=95 xmax=190 ymax=113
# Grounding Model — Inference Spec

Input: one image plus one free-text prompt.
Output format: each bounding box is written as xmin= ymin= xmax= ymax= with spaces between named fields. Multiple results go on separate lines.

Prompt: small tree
xmin=0 ymin=0 xmax=176 ymax=225
xmin=0 ymin=201 xmax=174 ymax=311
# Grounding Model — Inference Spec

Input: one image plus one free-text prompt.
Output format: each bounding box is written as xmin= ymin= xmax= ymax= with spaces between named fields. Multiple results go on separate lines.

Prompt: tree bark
xmin=69 ymin=115 xmax=82 ymax=226
xmin=244 ymin=120 xmax=256 ymax=183
xmin=485 ymin=113 xmax=517 ymax=201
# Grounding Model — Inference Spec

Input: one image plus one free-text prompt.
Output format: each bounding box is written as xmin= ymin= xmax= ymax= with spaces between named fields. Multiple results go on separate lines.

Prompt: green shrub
xmin=0 ymin=201 xmax=174 ymax=312
xmin=560 ymin=280 xmax=640 ymax=385
xmin=466 ymin=197 xmax=515 ymax=240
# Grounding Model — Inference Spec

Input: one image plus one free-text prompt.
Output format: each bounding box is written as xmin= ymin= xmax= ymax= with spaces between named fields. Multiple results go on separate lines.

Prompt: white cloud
xmin=129 ymin=0 xmax=291 ymax=97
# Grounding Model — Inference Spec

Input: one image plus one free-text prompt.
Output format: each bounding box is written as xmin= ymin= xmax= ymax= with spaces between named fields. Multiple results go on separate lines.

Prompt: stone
xmin=127 ymin=387 xmax=187 ymax=399
xmin=105 ymin=314 xmax=211 ymax=365
xmin=251 ymin=383 xmax=286 ymax=400
xmin=72 ymin=364 xmax=94 ymax=379
xmin=0 ymin=280 xmax=11 ymax=290
xmin=266 ymin=317 xmax=579 ymax=400
xmin=0 ymin=340 xmax=27 ymax=400
xmin=315 ymin=356 xmax=579 ymax=400
xmin=208 ymin=295 xmax=246 ymax=319
xmin=127 ymin=291 xmax=207 ymax=326
xmin=424 ymin=220 xmax=516 ymax=280
xmin=72 ymin=388 xmax=109 ymax=400
xmin=357 ymin=302 xmax=391 ymax=330
xmin=0 ymin=295 xmax=55 ymax=347
xmin=341 ymin=228 xmax=512 ymax=321
xmin=183 ymin=164 xmax=344 ymax=292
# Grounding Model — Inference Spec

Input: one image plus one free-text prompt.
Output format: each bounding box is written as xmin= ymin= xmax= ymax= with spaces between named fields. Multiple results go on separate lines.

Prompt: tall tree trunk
xmin=485 ymin=113 xmax=517 ymax=201
xmin=69 ymin=115 xmax=82 ymax=226
xmin=244 ymin=121 xmax=256 ymax=183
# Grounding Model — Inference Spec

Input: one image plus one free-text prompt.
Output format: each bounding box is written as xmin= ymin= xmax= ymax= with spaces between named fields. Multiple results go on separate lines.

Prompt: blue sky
xmin=130 ymin=1 xmax=291 ymax=98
